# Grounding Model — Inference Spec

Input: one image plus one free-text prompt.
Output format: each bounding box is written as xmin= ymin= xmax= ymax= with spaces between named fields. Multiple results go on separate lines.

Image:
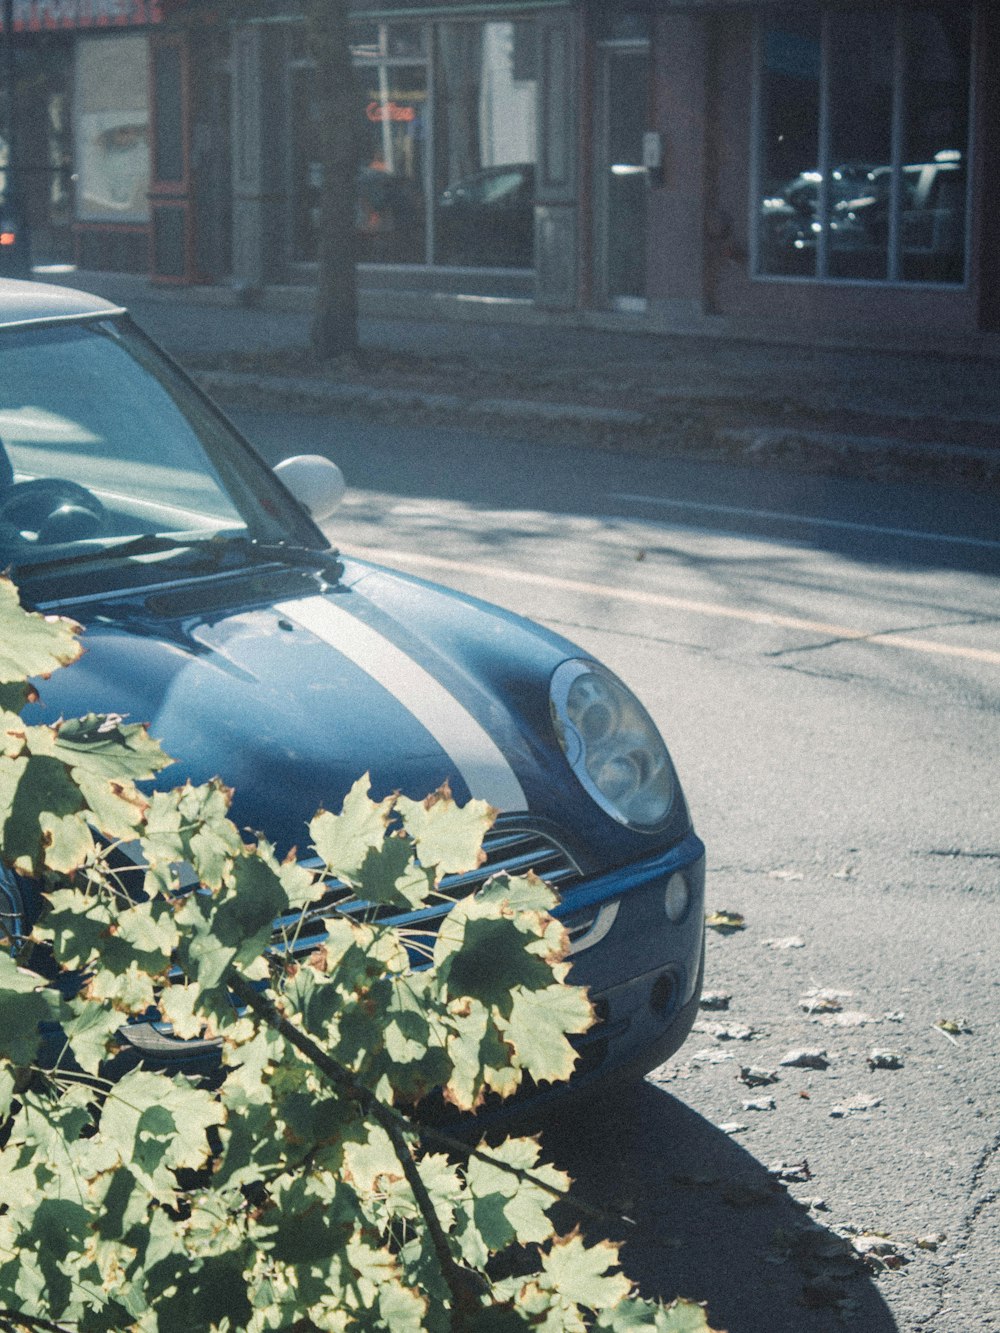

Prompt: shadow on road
xmin=237 ymin=409 xmax=1000 ymax=581
xmin=536 ymin=1080 xmax=899 ymax=1333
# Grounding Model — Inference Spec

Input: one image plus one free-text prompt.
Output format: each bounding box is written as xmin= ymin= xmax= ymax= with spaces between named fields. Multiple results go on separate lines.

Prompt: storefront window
xmin=756 ymin=5 xmax=969 ymax=285
xmin=434 ymin=21 xmax=537 ymax=268
xmin=357 ymin=65 xmax=427 ymax=263
xmin=757 ymin=15 xmax=820 ymax=278
xmin=292 ymin=36 xmax=427 ymax=265
xmin=73 ymin=34 xmax=150 ymax=223
xmin=901 ymin=8 xmax=970 ymax=283
xmin=290 ymin=17 xmax=539 ymax=271
xmin=352 ymin=22 xmax=426 ymax=62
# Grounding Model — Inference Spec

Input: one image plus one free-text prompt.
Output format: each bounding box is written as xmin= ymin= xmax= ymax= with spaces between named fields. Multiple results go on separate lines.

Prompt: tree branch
xmin=222 ymin=969 xmax=620 ymax=1228
xmin=224 ymin=970 xmax=485 ymax=1327
xmin=0 ymin=1312 xmax=74 ymax=1333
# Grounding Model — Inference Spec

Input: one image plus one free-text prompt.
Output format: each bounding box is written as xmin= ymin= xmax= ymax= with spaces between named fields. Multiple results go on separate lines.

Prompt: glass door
xmin=594 ymin=43 xmax=650 ymax=309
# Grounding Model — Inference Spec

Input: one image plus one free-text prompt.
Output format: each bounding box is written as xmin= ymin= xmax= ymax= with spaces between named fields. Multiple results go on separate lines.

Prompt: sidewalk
xmin=39 ymin=269 xmax=1000 ymax=488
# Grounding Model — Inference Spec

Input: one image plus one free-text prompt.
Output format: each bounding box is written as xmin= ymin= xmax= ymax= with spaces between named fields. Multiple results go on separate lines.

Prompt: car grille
xmin=270 ymin=824 xmax=586 ymax=963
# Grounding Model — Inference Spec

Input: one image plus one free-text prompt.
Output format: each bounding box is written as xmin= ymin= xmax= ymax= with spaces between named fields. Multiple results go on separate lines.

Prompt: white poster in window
xmin=74 ymin=33 xmax=150 ymax=222
xmin=77 ymin=111 xmax=149 ymax=221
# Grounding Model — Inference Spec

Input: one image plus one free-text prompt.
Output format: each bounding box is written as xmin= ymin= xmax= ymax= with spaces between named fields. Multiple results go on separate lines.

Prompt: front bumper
xmin=552 ymin=829 xmax=706 ymax=1089
xmin=81 ymin=830 xmax=707 ymax=1095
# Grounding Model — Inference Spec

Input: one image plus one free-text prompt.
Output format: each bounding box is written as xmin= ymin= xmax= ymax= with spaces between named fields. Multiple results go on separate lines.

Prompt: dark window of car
xmin=0 ymin=318 xmax=310 ymax=573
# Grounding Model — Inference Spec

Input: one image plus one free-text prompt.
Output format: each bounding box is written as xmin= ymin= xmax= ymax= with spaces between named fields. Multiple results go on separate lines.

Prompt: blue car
xmin=0 ymin=278 xmax=705 ymax=1096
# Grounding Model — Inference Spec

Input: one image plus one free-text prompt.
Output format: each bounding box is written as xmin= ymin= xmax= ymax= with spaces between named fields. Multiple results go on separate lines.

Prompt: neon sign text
xmin=366 ymin=101 xmax=417 ymax=124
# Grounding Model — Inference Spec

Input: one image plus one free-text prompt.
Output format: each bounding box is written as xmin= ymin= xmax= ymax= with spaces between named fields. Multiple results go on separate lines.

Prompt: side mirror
xmin=274 ymin=454 xmax=346 ymax=522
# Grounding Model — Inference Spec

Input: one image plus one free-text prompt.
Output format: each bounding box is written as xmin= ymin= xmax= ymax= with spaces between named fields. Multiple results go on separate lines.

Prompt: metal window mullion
xmin=887 ymin=3 xmax=906 ymax=283
xmin=748 ymin=15 xmax=762 ymax=277
xmin=282 ymin=26 xmax=298 ymax=270
xmin=425 ymin=19 xmax=435 ymax=265
xmin=961 ymin=0 xmax=976 ymax=287
xmin=816 ymin=9 xmax=831 ymax=279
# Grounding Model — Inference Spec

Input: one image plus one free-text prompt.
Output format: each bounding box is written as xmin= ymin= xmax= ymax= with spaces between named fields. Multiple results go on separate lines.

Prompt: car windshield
xmin=0 ymin=316 xmax=310 ymax=582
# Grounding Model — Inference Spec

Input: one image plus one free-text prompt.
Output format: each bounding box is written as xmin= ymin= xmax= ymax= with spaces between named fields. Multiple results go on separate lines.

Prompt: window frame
xmin=750 ymin=3 xmax=975 ymax=290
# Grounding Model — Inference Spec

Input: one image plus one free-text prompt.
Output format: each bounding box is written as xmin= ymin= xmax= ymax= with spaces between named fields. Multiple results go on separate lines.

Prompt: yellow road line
xmin=347 ymin=544 xmax=1000 ymax=668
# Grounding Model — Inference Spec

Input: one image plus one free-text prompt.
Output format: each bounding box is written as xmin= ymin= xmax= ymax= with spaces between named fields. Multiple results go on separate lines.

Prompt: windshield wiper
xmin=12 ymin=533 xmax=204 ymax=576
xmin=13 ymin=532 xmax=344 ymax=588
xmin=207 ymin=535 xmax=344 ymax=583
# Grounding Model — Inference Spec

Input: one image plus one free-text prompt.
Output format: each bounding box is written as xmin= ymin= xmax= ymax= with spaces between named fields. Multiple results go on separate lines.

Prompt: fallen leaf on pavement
xmin=916 ymin=1233 xmax=946 ymax=1251
xmin=799 ymin=987 xmax=850 ymax=1013
xmin=830 ymin=1093 xmax=882 ymax=1118
xmin=739 ymin=1065 xmax=779 ymax=1087
xmin=721 ymin=1177 xmax=774 ymax=1207
xmin=868 ymin=1049 xmax=904 ymax=1070
xmin=851 ymin=1233 xmax=909 ymax=1271
xmin=801 ymin=1276 xmax=849 ymax=1309
xmin=706 ymin=909 xmax=746 ymax=933
xmin=672 ymin=1170 xmax=720 ymax=1188
xmin=693 ymin=1020 xmax=757 ymax=1042
xmin=769 ymin=1159 xmax=813 ymax=1183
xmin=934 ymin=1018 xmax=971 ymax=1035
xmin=817 ymin=1010 xmax=878 ymax=1028
xmin=689 ymin=1047 xmax=737 ymax=1064
xmin=780 ymin=1048 xmax=831 ymax=1070
xmin=742 ymin=1096 xmax=776 ymax=1112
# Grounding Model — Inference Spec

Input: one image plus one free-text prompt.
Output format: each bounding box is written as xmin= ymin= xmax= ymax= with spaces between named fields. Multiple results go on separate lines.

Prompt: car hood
xmin=27 ymin=557 xmax=679 ymax=864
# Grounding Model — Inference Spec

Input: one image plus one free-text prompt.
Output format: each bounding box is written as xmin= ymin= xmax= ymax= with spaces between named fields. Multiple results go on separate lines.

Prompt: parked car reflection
xmin=760 ymin=152 xmax=965 ymax=282
xmin=355 ymin=166 xmax=424 ymax=263
xmin=436 ymin=162 xmax=535 ymax=268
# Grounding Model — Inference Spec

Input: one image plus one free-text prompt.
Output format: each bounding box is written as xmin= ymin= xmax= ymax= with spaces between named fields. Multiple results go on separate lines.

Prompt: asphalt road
xmin=234 ymin=405 xmax=999 ymax=1333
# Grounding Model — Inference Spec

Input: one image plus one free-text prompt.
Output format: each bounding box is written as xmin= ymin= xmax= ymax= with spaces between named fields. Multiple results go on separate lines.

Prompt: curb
xmin=716 ymin=427 xmax=1000 ymax=471
xmin=196 ymin=370 xmax=647 ymax=428
xmin=49 ymin=268 xmax=1000 ymax=364
xmin=196 ymin=369 xmax=1000 ymax=478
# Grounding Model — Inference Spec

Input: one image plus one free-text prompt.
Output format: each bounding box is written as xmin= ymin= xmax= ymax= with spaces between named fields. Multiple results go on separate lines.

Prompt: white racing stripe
xmin=274 ymin=595 xmax=528 ymax=812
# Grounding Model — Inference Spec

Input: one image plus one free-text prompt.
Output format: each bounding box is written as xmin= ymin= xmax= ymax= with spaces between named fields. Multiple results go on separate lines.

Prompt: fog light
xmin=650 ymin=972 xmax=678 ymax=1017
xmin=664 ymin=872 xmax=689 ymax=922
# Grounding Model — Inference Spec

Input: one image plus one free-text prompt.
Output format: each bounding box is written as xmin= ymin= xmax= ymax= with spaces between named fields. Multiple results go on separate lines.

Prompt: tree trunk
xmin=307 ymin=0 xmax=361 ymax=359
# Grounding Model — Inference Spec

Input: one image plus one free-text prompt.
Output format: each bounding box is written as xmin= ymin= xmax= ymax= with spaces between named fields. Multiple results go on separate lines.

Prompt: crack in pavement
xmin=915 ymin=1131 xmax=1000 ymax=1330
xmin=762 ymin=615 xmax=992 ymax=661
xmin=922 ymin=848 xmax=1000 ymax=860
xmin=540 ymin=615 xmax=716 ymax=658
xmin=965 ymin=1133 xmax=1000 ymax=1227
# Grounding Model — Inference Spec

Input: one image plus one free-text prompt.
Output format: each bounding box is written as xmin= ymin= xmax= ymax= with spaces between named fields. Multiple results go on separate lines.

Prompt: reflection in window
xmin=292 ymin=38 xmax=427 ymax=265
xmin=357 ymin=66 xmax=427 ymax=263
xmin=828 ymin=11 xmax=894 ymax=280
xmin=1 ymin=326 xmax=243 ymax=531
xmin=434 ymin=22 xmax=537 ymax=268
xmin=758 ymin=16 xmax=820 ymax=278
xmin=757 ymin=5 xmax=969 ymax=285
xmin=291 ymin=18 xmax=539 ymax=270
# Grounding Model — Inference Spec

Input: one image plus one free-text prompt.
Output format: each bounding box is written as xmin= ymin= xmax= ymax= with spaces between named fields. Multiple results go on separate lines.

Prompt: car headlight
xmin=550 ymin=659 xmax=676 ymax=830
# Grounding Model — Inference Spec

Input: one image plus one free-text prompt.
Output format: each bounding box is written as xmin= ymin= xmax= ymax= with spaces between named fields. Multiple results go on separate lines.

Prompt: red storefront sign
xmin=366 ymin=100 xmax=417 ymax=124
xmin=6 ymin=0 xmax=162 ymax=28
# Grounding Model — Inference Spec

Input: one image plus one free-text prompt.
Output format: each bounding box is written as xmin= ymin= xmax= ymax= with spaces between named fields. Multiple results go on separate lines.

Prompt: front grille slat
xmin=269 ymin=825 xmax=583 ymax=955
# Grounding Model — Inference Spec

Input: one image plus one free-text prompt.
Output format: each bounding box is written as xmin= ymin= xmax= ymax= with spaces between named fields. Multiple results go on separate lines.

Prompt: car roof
xmin=0 ymin=278 xmax=124 ymax=329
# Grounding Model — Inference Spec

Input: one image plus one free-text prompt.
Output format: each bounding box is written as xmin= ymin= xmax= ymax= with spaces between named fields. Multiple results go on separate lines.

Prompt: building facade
xmin=3 ymin=0 xmax=995 ymax=343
